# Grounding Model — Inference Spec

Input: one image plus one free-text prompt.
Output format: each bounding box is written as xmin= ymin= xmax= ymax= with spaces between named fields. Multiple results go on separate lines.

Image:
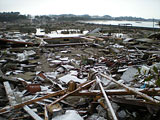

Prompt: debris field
xmin=0 ymin=27 xmax=160 ymax=120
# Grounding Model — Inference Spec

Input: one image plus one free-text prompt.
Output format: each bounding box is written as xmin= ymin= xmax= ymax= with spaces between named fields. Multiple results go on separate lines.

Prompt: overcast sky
xmin=0 ymin=0 xmax=160 ymax=19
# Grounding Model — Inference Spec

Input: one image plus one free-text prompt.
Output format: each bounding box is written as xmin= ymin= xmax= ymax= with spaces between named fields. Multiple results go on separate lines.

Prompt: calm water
xmin=36 ymin=28 xmax=89 ymax=37
xmin=82 ymin=20 xmax=160 ymax=28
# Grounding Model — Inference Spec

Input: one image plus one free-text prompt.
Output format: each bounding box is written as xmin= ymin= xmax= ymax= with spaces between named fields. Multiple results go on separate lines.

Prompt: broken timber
xmin=111 ymin=97 xmax=160 ymax=109
xmin=98 ymin=72 xmax=160 ymax=104
xmin=3 ymin=81 xmax=43 ymax=120
xmin=96 ymin=76 xmax=118 ymax=120
xmin=44 ymin=42 xmax=92 ymax=47
xmin=23 ymin=105 xmax=43 ymax=120
xmin=0 ymin=89 xmax=66 ymax=113
xmin=0 ymin=80 xmax=95 ymax=114
xmin=1 ymin=78 xmax=159 ymax=116
xmin=0 ymin=38 xmax=34 ymax=45
xmin=44 ymin=105 xmax=49 ymax=120
xmin=3 ymin=81 xmax=17 ymax=106
xmin=74 ymin=88 xmax=160 ymax=96
xmin=48 ymin=80 xmax=96 ymax=109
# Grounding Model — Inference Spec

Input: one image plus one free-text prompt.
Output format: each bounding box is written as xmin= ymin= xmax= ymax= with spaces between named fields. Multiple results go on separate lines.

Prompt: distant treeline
xmin=0 ymin=12 xmax=27 ymax=22
xmin=0 ymin=12 xmax=160 ymax=22
xmin=36 ymin=14 xmax=160 ymax=22
xmin=34 ymin=14 xmax=112 ymax=21
xmin=49 ymin=14 xmax=113 ymax=21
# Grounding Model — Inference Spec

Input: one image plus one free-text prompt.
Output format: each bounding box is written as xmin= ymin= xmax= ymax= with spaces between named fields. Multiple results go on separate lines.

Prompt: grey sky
xmin=0 ymin=0 xmax=160 ymax=19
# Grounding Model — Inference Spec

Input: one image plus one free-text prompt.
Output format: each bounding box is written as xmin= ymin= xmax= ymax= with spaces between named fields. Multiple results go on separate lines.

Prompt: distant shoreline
xmin=79 ymin=20 xmax=160 ymax=29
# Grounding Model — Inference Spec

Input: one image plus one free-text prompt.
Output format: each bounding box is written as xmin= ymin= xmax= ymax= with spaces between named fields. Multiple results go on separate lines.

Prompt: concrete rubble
xmin=0 ymin=24 xmax=160 ymax=120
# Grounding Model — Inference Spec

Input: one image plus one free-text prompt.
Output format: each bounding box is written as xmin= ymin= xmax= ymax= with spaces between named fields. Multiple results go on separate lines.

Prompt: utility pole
xmin=153 ymin=18 xmax=155 ymax=33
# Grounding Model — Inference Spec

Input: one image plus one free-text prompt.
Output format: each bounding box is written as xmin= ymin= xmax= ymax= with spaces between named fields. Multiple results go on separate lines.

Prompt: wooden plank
xmin=23 ymin=105 xmax=43 ymax=120
xmin=0 ymin=89 xmax=66 ymax=113
xmin=3 ymin=81 xmax=17 ymax=106
xmin=44 ymin=105 xmax=49 ymax=120
xmin=98 ymin=71 xmax=160 ymax=104
xmin=3 ymin=81 xmax=43 ymax=120
xmin=44 ymin=42 xmax=92 ymax=47
xmin=73 ymin=88 xmax=160 ymax=96
xmin=48 ymin=80 xmax=96 ymax=107
xmin=96 ymin=76 xmax=118 ymax=120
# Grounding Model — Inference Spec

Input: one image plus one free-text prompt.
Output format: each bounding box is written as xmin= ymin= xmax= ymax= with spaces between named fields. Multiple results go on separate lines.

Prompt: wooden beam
xmin=0 ymin=89 xmax=66 ymax=113
xmin=111 ymin=97 xmax=160 ymax=110
xmin=3 ymin=81 xmax=43 ymax=120
xmin=23 ymin=105 xmax=43 ymax=120
xmin=44 ymin=105 xmax=49 ymax=120
xmin=96 ymin=76 xmax=118 ymax=120
xmin=44 ymin=42 xmax=92 ymax=47
xmin=3 ymin=81 xmax=17 ymax=106
xmin=98 ymin=71 xmax=160 ymax=104
xmin=48 ymin=80 xmax=96 ymax=108
xmin=73 ymin=88 xmax=160 ymax=96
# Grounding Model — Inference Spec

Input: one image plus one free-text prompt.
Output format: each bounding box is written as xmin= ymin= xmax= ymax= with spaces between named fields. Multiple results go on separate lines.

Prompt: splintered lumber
xmin=48 ymin=80 xmax=96 ymax=108
xmin=23 ymin=105 xmax=43 ymax=120
xmin=74 ymin=88 xmax=160 ymax=96
xmin=47 ymin=78 xmax=64 ymax=90
xmin=50 ymin=97 xmax=76 ymax=107
xmin=3 ymin=81 xmax=17 ymax=106
xmin=0 ymin=89 xmax=66 ymax=113
xmin=3 ymin=81 xmax=43 ymax=120
xmin=96 ymin=76 xmax=118 ymax=120
xmin=0 ymin=38 xmax=34 ymax=45
xmin=44 ymin=42 xmax=92 ymax=47
xmin=44 ymin=105 xmax=49 ymax=120
xmin=0 ymin=70 xmax=19 ymax=83
xmin=11 ymin=113 xmax=44 ymax=120
xmin=111 ymin=97 xmax=160 ymax=108
xmin=0 ymin=80 xmax=95 ymax=114
xmin=99 ymin=72 xmax=160 ymax=104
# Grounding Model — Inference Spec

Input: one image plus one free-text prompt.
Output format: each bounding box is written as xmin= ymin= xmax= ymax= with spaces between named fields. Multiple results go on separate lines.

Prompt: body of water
xmin=36 ymin=28 xmax=88 ymax=38
xmin=82 ymin=20 xmax=160 ymax=28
